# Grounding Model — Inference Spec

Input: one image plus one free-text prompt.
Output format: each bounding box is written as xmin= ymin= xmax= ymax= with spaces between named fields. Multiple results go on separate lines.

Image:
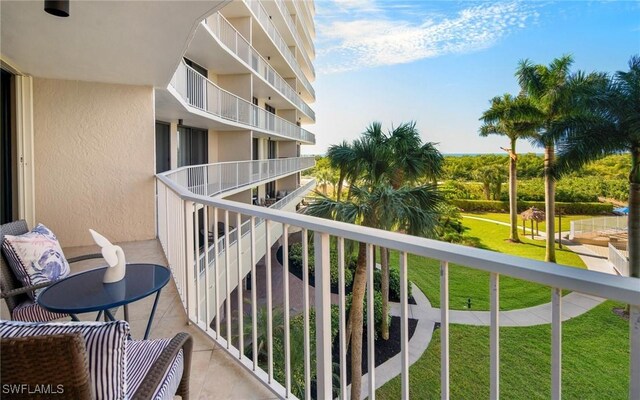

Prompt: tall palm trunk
xmin=629 ymin=146 xmax=640 ymax=279
xmin=337 ymin=170 xmax=345 ymax=202
xmin=509 ymin=139 xmax=520 ymax=242
xmin=544 ymin=144 xmax=556 ymax=262
xmin=349 ymin=242 xmax=368 ymax=399
xmin=381 ymin=247 xmax=390 ymax=340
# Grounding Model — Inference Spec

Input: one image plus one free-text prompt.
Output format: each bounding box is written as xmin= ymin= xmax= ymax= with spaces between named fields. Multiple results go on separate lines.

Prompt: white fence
xmin=205 ymin=13 xmax=315 ymax=121
xmin=170 ymin=61 xmax=315 ymax=144
xmin=161 ymin=156 xmax=315 ymax=197
xmin=156 ymin=173 xmax=640 ymax=400
xmin=608 ymin=243 xmax=630 ymax=276
xmin=570 ymin=216 xmax=628 ymax=239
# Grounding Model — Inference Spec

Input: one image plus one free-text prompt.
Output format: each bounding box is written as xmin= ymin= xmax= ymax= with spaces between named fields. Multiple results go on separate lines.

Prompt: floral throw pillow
xmin=1 ymin=224 xmax=70 ymax=300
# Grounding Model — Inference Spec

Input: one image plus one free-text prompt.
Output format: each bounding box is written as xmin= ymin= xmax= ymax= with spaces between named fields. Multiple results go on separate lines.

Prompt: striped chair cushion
xmin=0 ymin=320 xmax=129 ymax=400
xmin=12 ymin=299 xmax=66 ymax=322
xmin=126 ymin=338 xmax=184 ymax=400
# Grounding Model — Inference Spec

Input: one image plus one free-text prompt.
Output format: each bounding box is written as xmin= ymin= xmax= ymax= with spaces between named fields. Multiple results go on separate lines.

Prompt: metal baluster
xmin=441 ymin=261 xmax=449 ymax=399
xmin=551 ymin=288 xmax=562 ymax=400
xmin=490 ymin=273 xmax=500 ymax=400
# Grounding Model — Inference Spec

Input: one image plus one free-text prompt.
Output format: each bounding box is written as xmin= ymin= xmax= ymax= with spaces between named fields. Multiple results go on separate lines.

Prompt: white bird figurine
xmin=89 ymin=229 xmax=127 ymax=283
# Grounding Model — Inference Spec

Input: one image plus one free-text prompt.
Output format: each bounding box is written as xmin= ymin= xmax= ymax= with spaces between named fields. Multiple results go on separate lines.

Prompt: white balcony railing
xmin=608 ymin=243 xmax=629 ymax=276
xmin=244 ymin=0 xmax=315 ymax=96
xmin=161 ymin=156 xmax=315 ymax=197
xmin=287 ymin=0 xmax=315 ymax=57
xmin=156 ymin=171 xmax=640 ymax=399
xmin=194 ymin=179 xmax=316 ymax=280
xmin=273 ymin=0 xmax=315 ymax=59
xmin=206 ymin=13 xmax=315 ymax=121
xmin=169 ymin=61 xmax=315 ymax=144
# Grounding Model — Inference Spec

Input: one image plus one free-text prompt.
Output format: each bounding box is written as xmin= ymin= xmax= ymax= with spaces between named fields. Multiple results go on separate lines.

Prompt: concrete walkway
xmin=430 ymin=216 xmax=617 ymax=326
xmin=351 ymin=282 xmax=435 ymax=399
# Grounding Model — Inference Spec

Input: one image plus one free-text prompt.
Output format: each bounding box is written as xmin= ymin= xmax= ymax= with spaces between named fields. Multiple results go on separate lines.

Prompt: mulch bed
xmin=333 ymin=316 xmax=419 ymax=384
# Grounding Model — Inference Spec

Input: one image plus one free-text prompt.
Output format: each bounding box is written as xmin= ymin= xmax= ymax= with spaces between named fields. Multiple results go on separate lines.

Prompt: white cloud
xmin=316 ymin=1 xmax=540 ymax=74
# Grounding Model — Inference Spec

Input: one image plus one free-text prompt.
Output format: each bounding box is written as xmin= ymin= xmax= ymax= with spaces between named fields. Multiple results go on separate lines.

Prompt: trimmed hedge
xmin=374 ymin=267 xmax=412 ymax=301
xmin=288 ymin=243 xmax=355 ymax=291
xmin=450 ymin=199 xmax=613 ymax=215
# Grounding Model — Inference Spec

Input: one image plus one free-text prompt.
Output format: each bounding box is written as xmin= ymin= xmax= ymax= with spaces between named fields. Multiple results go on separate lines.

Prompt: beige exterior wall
xmin=217 ymin=74 xmax=251 ymax=102
xmin=278 ymin=140 xmax=298 ymax=157
xmin=277 ymin=109 xmax=296 ymax=124
xmin=33 ymin=78 xmax=155 ymax=247
xmin=217 ymin=131 xmax=251 ymax=162
xmin=277 ymin=175 xmax=298 ymax=192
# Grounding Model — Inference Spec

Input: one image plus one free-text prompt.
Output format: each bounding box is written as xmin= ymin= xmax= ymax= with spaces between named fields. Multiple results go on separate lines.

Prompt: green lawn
xmin=378 ymin=214 xmax=626 ymax=398
xmin=462 ymin=212 xmax=592 ymax=234
xmin=377 ymin=301 xmax=629 ymax=399
xmin=391 ymin=217 xmax=586 ymax=310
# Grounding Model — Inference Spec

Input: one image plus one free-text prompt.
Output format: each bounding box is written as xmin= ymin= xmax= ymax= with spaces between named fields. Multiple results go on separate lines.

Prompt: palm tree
xmin=364 ymin=122 xmax=443 ymax=340
xmin=306 ymin=130 xmax=442 ymax=399
xmin=516 ymin=55 xmax=603 ymax=262
xmin=480 ymin=93 xmax=542 ymax=242
xmin=326 ymin=140 xmax=356 ymax=202
xmin=556 ymin=55 xmax=639 ymax=279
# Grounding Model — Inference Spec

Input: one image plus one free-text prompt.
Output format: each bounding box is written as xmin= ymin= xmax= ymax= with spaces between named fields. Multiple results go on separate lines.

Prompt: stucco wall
xmin=33 ymin=78 xmax=155 ymax=247
xmin=217 ymin=131 xmax=251 ymax=162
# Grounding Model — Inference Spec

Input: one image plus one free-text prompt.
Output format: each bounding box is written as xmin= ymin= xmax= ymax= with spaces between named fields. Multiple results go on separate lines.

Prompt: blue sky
xmin=303 ymin=0 xmax=640 ymax=155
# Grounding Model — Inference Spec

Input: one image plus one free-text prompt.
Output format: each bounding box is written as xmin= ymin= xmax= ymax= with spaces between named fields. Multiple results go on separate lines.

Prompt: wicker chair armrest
xmin=0 ymin=281 xmax=53 ymax=299
xmin=67 ymin=253 xmax=103 ymax=263
xmin=0 ymin=333 xmax=92 ymax=399
xmin=131 ymin=332 xmax=193 ymax=400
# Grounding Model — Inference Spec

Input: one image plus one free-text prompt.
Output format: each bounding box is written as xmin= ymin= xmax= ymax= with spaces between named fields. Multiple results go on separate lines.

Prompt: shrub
xmin=374 ymin=267 xmax=412 ymax=301
xmin=450 ymin=199 xmax=613 ymax=215
xmin=288 ymin=242 xmax=354 ymax=292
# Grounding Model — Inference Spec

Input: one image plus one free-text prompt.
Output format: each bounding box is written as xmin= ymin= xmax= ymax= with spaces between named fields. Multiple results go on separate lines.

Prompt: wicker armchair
xmin=0 ymin=220 xmax=102 ymax=322
xmin=0 ymin=322 xmax=193 ymax=400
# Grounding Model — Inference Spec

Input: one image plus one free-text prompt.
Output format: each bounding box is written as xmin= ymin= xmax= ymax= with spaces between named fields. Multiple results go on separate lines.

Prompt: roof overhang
xmin=0 ymin=0 xmax=230 ymax=87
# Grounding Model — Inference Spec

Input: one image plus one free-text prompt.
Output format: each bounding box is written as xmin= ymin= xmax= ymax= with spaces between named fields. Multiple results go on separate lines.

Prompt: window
xmin=155 ymin=121 xmax=171 ymax=173
xmin=177 ymin=125 xmax=208 ymax=167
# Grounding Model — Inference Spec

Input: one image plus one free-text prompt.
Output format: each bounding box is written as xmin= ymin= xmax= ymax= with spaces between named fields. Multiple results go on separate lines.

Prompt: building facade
xmin=0 ymin=0 xmax=316 ymax=247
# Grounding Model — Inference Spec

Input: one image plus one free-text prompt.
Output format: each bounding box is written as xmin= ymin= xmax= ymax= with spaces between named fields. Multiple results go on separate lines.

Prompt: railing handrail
xmin=171 ymin=61 xmax=316 ymax=144
xmin=205 ymin=13 xmax=315 ymax=121
xmin=157 ymin=172 xmax=640 ymax=305
xmin=159 ymin=156 xmax=316 ymax=176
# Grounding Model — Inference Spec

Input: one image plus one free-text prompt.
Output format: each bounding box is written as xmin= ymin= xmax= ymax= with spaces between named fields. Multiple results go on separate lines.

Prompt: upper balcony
xmin=166 ymin=60 xmax=315 ymax=145
xmin=243 ymin=0 xmax=316 ymax=95
xmin=286 ymin=0 xmax=315 ymax=57
xmin=268 ymin=0 xmax=315 ymax=61
xmin=202 ymin=13 xmax=315 ymax=122
xmin=160 ymin=156 xmax=315 ymax=198
xmin=297 ymin=0 xmax=316 ymax=37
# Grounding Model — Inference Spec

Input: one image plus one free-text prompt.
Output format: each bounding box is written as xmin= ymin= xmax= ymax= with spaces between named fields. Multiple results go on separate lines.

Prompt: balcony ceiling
xmin=0 ymin=1 xmax=229 ymax=87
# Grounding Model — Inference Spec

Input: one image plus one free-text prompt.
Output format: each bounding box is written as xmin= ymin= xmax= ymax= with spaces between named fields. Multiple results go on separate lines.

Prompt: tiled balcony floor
xmin=1 ymin=239 xmax=276 ymax=400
